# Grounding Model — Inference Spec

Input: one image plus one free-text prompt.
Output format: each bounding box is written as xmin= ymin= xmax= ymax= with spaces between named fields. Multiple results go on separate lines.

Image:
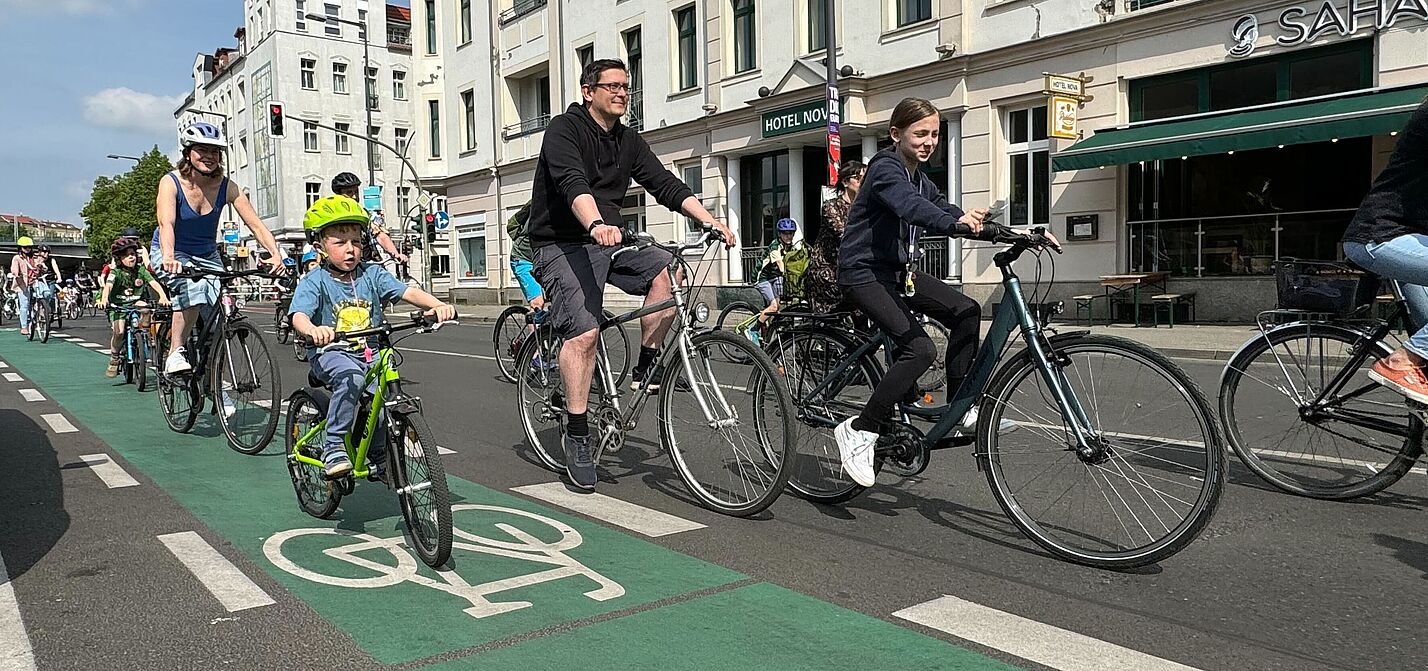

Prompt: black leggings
xmin=843 ymin=271 xmax=980 ymax=431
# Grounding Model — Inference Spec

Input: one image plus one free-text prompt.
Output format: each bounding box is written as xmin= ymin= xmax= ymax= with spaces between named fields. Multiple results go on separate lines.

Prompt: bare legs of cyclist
xmin=560 ymin=269 xmax=677 ymax=412
xmin=165 ymin=307 xmax=198 ymax=374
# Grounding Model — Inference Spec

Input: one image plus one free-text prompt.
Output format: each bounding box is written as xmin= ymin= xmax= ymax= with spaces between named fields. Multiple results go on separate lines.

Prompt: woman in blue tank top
xmin=153 ymin=122 xmax=287 ymax=375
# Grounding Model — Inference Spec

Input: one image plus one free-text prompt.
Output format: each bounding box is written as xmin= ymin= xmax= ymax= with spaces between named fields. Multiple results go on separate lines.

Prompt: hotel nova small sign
xmin=1230 ymin=0 xmax=1428 ymax=58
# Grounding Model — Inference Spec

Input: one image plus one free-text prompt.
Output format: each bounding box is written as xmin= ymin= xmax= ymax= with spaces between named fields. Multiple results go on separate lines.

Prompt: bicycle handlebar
xmin=308 ymin=313 xmax=459 ymax=354
xmin=171 ymin=266 xmax=286 ymax=281
xmin=611 ymin=228 xmax=723 ymax=260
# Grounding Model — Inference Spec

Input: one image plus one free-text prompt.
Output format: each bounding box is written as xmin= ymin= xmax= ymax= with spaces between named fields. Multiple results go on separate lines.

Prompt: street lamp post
xmin=106 ymin=154 xmax=142 ymax=164
xmin=307 ymin=12 xmax=375 ymax=186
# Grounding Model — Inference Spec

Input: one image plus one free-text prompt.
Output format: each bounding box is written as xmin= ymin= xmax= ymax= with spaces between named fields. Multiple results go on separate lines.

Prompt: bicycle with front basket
xmin=154 ymin=267 xmax=284 ymax=454
xmin=284 ymin=313 xmax=456 ymax=568
xmin=516 ymin=229 xmax=797 ymax=517
xmin=775 ymin=222 xmax=1225 ymax=569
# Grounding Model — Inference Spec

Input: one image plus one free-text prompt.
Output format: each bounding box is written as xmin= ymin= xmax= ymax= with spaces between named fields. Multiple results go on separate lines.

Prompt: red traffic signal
xmin=268 ymin=102 xmax=286 ymax=139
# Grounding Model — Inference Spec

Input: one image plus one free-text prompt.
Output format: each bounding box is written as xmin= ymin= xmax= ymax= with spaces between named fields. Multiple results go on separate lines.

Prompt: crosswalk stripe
xmin=157 ymin=532 xmax=275 ymax=612
xmin=78 ymin=454 xmax=140 ymax=489
xmin=79 ymin=343 xmax=105 ymax=349
xmin=18 ymin=389 xmax=43 ymax=402
xmin=0 ymin=550 xmax=37 ymax=671
xmin=0 ymin=361 xmax=8 ymax=368
xmin=892 ymin=595 xmax=1202 ymax=671
xmin=437 ymin=446 xmax=456 ymax=455
xmin=2 ymin=373 xmax=21 ymax=383
xmin=511 ymin=482 xmax=707 ymax=537
xmin=40 ymin=414 xmax=78 ymax=434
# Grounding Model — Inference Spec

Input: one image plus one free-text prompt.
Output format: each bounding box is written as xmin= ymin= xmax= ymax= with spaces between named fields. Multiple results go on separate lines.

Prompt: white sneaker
xmin=834 ymin=418 xmax=879 ymax=488
xmin=954 ymin=407 xmax=1019 ymax=436
xmin=164 ymin=347 xmax=192 ymax=374
xmin=221 ymin=392 xmax=237 ymax=418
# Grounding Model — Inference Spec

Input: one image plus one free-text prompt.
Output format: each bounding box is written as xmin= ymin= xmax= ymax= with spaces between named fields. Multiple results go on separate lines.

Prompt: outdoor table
xmin=1100 ymin=272 xmax=1170 ymax=327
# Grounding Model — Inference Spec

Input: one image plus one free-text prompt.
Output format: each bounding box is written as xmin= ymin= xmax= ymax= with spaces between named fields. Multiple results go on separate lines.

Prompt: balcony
xmin=625 ymin=89 xmax=644 ymax=132
xmin=499 ymin=0 xmax=547 ymax=25
xmin=502 ymin=114 xmax=550 ymax=140
xmin=387 ymin=26 xmax=412 ymax=50
xmin=1125 ymin=0 xmax=1176 ymax=10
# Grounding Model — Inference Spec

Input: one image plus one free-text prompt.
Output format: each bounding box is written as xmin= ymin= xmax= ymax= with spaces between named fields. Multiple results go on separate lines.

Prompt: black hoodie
xmin=527 ymin=103 xmax=696 ymax=246
xmin=837 ymin=147 xmax=971 ymax=286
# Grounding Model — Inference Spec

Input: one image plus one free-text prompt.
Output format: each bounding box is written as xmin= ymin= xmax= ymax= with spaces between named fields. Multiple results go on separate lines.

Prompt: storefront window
xmin=1289 ymin=49 xmax=1367 ymax=100
xmin=740 ymin=150 xmax=789 ymax=251
xmin=1006 ymin=107 xmax=1050 ymax=228
xmin=1208 ymin=61 xmax=1277 ymax=112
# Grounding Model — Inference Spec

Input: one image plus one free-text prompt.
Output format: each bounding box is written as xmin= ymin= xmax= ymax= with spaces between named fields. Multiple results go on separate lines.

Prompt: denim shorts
xmin=150 ymin=244 xmax=224 ymax=310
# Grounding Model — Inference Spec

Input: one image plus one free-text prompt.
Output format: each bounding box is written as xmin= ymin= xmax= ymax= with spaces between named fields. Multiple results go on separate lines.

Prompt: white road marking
xmin=2 ymin=373 xmax=21 ymax=383
xmin=78 ymin=342 xmax=105 ymax=349
xmin=157 ymin=532 xmax=275 ymax=612
xmin=511 ymin=482 xmax=706 ymax=537
xmin=401 ymin=346 xmax=496 ymax=361
xmin=893 ymin=595 xmax=1201 ymax=671
xmin=437 ymin=446 xmax=456 ymax=455
xmin=1253 ymin=448 xmax=1428 ymax=476
xmin=17 ymin=389 xmax=43 ymax=402
xmin=0 ymin=362 xmax=8 ymax=368
xmin=252 ymin=399 xmax=272 ymax=408
xmin=40 ymin=414 xmax=77 ymax=434
xmin=0 ymin=550 xmax=37 ymax=671
xmin=78 ymin=454 xmax=140 ymax=489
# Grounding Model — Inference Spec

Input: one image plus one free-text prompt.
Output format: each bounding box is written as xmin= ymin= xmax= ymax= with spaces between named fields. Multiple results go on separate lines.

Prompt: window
xmin=335 ymin=122 xmax=351 ymax=154
xmin=332 ymin=62 xmax=348 ymax=93
xmin=366 ymin=67 xmax=379 ymax=110
xmin=896 ymin=0 xmax=932 ymax=27
xmin=1209 ymin=61 xmax=1277 ymax=112
xmin=424 ymin=0 xmax=437 ymax=55
xmin=303 ymin=121 xmax=319 ymax=152
xmin=461 ymin=89 xmax=477 ymax=151
xmin=324 ymin=2 xmax=340 ymax=36
xmin=739 ymin=150 xmax=789 ymax=254
xmin=238 ymin=135 xmax=249 ymax=167
xmin=624 ymin=28 xmax=643 ymax=130
xmin=300 ymin=58 xmax=316 ymax=90
xmin=621 ymin=192 xmax=647 ymax=232
xmin=428 ymin=100 xmax=441 ymax=158
xmin=576 ymin=44 xmax=594 ymax=70
xmin=458 ymin=234 xmax=486 ymax=280
xmin=1006 ymin=106 xmax=1050 ymax=228
xmin=675 ymin=6 xmax=698 ymax=90
xmin=357 ymin=9 xmax=367 ymax=39
xmin=369 ymin=126 xmax=381 ymax=167
xmin=392 ymin=70 xmax=407 ymax=100
xmin=807 ymin=0 xmax=828 ymax=52
xmin=680 ymin=163 xmax=704 ymax=240
xmin=732 ymin=0 xmax=756 ymax=73
xmin=305 ymin=182 xmax=321 ymax=207
xmin=397 ymin=187 xmax=411 ymax=218
xmin=395 ymin=127 xmax=410 ymax=157
xmin=460 ymin=0 xmax=472 ymax=44
xmin=432 ymin=254 xmax=451 ymax=276
xmin=296 ymin=0 xmax=306 ymax=31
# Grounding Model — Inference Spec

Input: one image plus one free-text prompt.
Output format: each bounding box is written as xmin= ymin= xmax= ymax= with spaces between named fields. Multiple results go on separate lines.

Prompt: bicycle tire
xmin=154 ymin=324 xmax=201 ymax=433
xmin=284 ymin=390 xmax=340 ymax=519
xmin=600 ymin=309 xmax=633 ymax=390
xmin=275 ymin=306 xmax=290 ymax=345
xmin=123 ymin=334 xmax=136 ymax=385
xmin=515 ymin=325 xmax=571 ymax=473
xmin=389 ymin=409 xmax=453 ymax=568
xmin=37 ymin=301 xmax=50 ymax=343
xmin=1219 ymin=322 xmax=1423 ymax=499
xmin=980 ymin=334 xmax=1224 ymax=569
xmin=25 ymin=304 xmax=34 ymax=340
xmin=658 ymin=329 xmax=795 ymax=517
xmin=916 ymin=317 xmax=950 ymax=393
xmin=213 ymin=320 xmax=282 ymax=455
xmin=53 ymin=301 xmax=61 ymax=332
xmin=293 ymin=336 xmax=308 ymax=362
xmin=775 ymin=325 xmax=887 ymax=504
xmin=494 ymin=305 xmax=531 ymax=384
xmin=135 ymin=332 xmax=150 ymax=393
xmin=715 ymin=301 xmax=760 ymax=363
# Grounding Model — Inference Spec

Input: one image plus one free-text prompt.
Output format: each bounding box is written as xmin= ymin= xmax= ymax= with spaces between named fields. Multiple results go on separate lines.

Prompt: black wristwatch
xmin=588 ymin=219 xmax=606 ymax=232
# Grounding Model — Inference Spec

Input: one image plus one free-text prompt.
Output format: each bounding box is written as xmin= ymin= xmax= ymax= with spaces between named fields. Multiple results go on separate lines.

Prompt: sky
xmin=0 ymin=0 xmax=406 ymax=227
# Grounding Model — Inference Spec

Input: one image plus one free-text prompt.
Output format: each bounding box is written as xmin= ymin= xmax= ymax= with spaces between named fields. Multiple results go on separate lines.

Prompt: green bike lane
xmin=0 ymin=331 xmax=1018 ymax=670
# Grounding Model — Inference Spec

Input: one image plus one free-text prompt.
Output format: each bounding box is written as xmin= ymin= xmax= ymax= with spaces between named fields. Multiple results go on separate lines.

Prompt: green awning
xmin=1052 ymin=85 xmax=1428 ymax=172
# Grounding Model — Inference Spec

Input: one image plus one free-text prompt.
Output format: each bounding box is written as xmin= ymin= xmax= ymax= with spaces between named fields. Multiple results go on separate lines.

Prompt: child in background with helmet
xmin=98 ymin=238 xmax=171 ymax=378
xmin=289 ymin=195 xmax=455 ymax=478
xmin=751 ymin=218 xmax=804 ymax=334
xmin=8 ymin=236 xmax=40 ymax=335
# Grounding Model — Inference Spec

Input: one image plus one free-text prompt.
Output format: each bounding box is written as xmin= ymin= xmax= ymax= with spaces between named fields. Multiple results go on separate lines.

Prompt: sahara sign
xmin=1229 ymin=0 xmax=1428 ymax=58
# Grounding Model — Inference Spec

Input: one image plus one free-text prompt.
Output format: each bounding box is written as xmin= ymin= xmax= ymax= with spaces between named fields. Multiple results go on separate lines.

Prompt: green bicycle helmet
xmin=303 ymin=195 xmax=369 ymax=243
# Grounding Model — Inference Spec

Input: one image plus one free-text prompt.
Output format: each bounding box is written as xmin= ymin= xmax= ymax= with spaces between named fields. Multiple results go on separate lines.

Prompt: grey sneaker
xmin=323 ymin=450 xmax=353 ymax=478
xmin=563 ymin=433 xmax=597 ymax=490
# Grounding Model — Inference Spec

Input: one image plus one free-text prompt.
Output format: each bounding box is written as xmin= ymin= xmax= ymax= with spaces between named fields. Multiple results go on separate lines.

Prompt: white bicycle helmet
xmin=179 ymin=121 xmax=226 ymax=148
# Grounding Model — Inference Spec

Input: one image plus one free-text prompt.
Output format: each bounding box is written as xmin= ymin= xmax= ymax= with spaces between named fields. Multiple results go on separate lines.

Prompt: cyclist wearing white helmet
xmin=154 ymin=121 xmax=287 ymax=374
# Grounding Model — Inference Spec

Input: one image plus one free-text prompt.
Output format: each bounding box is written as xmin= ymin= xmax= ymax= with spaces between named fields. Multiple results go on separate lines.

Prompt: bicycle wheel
xmin=980 ymin=334 xmax=1224 ymax=569
xmin=493 ymin=305 xmax=531 ymax=383
xmin=659 ymin=329 xmax=795 ymax=516
xmin=53 ymin=301 xmax=62 ymax=331
xmin=154 ymin=325 xmax=201 ymax=433
xmin=388 ymin=409 xmax=453 ymax=568
xmin=516 ymin=326 xmax=569 ymax=472
xmin=600 ymin=310 xmax=632 ymax=389
xmin=37 ymin=301 xmax=50 ymax=343
xmin=123 ymin=333 xmax=136 ymax=385
xmin=274 ymin=307 xmax=290 ymax=345
xmin=715 ymin=302 xmax=760 ymax=363
xmin=775 ymin=326 xmax=886 ymax=504
xmin=1219 ymin=322 xmax=1423 ymax=499
xmin=916 ymin=317 xmax=951 ymax=394
xmin=134 ymin=332 xmax=150 ymax=393
xmin=213 ymin=320 xmax=282 ymax=455
xmin=284 ymin=390 xmax=339 ymax=519
xmin=293 ymin=336 xmax=308 ymax=362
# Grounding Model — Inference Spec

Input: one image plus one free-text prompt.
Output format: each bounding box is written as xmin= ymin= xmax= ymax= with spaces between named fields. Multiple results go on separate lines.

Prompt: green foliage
xmin=80 ymin=146 xmax=173 ymax=260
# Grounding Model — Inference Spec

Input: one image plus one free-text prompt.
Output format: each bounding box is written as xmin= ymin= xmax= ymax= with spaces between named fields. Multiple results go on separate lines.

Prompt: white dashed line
xmin=78 ymin=454 xmax=140 ymax=489
xmin=18 ymin=389 xmax=43 ymax=402
xmin=511 ymin=482 xmax=706 ymax=537
xmin=437 ymin=446 xmax=456 ymax=455
xmin=0 ymin=550 xmax=37 ymax=671
xmin=2 ymin=373 xmax=21 ymax=383
xmin=40 ymin=414 xmax=78 ymax=434
xmin=157 ymin=532 xmax=275 ymax=612
xmin=400 ymin=346 xmax=496 ymax=361
xmin=0 ymin=361 xmax=8 ymax=368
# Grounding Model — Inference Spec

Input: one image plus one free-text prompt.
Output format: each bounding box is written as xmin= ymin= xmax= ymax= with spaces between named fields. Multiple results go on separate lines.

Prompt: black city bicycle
xmin=154 ymin=267 xmax=284 ymax=455
xmin=25 ymin=278 xmax=59 ymax=343
xmin=775 ymin=223 xmax=1225 ymax=569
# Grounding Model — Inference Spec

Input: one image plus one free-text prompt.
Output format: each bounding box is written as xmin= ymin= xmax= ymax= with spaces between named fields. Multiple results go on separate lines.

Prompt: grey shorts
xmin=532 ymin=241 xmax=673 ymax=339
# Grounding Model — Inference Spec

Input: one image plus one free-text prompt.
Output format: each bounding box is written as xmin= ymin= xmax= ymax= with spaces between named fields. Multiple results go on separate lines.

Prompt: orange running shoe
xmin=1368 ymin=360 xmax=1428 ymax=405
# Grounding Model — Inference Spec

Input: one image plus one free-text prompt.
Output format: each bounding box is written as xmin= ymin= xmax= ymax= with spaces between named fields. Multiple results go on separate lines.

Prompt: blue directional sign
xmin=434 ymin=211 xmax=451 ymax=231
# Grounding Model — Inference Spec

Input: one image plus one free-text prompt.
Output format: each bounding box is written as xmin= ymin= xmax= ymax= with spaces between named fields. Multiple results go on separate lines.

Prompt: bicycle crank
xmin=595 ymin=406 xmax=625 ymax=454
xmin=881 ymin=423 xmax=930 ymax=478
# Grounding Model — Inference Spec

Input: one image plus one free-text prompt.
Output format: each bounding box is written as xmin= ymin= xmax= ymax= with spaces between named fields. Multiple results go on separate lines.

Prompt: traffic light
xmin=268 ymin=102 xmax=286 ymax=139
xmin=424 ymin=213 xmax=437 ymax=243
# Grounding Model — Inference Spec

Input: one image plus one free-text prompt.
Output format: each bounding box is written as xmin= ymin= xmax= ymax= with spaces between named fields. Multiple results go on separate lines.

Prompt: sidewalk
xmin=450 ymin=302 xmax=1257 ymax=361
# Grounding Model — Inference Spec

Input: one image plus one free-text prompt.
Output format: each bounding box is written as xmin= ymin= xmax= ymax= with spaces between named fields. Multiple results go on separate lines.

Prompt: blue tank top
xmin=153 ymin=172 xmax=227 ymax=256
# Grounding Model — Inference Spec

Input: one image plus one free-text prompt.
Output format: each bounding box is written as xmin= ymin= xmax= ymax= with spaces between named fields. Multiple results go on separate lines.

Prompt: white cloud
xmin=81 ymin=87 xmax=184 ymax=137
xmin=0 ymin=0 xmax=114 ymax=16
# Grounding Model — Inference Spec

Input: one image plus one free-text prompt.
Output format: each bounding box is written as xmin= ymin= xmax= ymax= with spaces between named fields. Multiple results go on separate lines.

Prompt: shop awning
xmin=1052 ymin=85 xmax=1428 ymax=172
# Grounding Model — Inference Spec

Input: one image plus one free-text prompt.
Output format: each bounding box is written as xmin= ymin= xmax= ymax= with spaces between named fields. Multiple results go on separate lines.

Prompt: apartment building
xmin=178 ymin=0 xmax=420 ymax=271
xmin=417 ymin=0 xmax=1428 ymax=320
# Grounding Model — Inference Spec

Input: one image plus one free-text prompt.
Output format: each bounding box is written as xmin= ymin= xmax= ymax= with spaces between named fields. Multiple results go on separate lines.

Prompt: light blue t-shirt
xmin=289 ymin=263 xmax=409 ymax=345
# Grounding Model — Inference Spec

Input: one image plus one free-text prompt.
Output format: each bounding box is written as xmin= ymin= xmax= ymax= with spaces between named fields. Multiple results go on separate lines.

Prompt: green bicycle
xmin=283 ymin=313 xmax=457 ymax=568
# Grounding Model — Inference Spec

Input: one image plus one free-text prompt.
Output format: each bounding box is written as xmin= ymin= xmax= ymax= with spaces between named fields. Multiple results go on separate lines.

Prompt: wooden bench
xmin=1072 ymin=294 xmax=1107 ymax=326
xmin=1151 ymin=292 xmax=1197 ymax=327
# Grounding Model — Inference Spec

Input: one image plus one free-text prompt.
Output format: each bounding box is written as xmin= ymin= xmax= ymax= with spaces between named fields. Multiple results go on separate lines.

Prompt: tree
xmin=80 ymin=146 xmax=173 ymax=260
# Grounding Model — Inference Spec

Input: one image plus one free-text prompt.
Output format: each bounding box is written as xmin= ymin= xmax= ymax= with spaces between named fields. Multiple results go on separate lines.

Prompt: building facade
xmin=178 ymin=0 xmax=420 ymax=269
xmin=411 ymin=0 xmax=1428 ymax=320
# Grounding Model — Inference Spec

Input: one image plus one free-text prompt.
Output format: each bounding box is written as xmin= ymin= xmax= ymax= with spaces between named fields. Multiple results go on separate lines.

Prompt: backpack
xmin=781 ymin=242 xmax=811 ymax=301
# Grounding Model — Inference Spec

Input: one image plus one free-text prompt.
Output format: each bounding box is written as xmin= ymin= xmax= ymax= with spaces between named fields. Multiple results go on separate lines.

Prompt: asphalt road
xmin=1 ymin=309 xmax=1424 ymax=671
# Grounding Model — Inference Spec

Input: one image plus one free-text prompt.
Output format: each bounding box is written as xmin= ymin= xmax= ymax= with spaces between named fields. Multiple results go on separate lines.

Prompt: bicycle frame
xmin=290 ymin=346 xmax=403 ymax=480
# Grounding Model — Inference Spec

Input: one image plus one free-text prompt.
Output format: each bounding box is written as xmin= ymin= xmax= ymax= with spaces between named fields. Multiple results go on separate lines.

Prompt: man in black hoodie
xmin=528 ymin=58 xmax=736 ymax=491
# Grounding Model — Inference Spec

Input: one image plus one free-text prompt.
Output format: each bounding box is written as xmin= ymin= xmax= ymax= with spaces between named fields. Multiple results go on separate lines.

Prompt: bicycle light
xmin=694 ymin=302 xmax=710 ymax=324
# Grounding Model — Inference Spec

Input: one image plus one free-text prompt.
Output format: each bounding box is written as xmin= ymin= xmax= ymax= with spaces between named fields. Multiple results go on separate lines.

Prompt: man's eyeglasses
xmin=589 ymin=82 xmax=631 ymax=94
